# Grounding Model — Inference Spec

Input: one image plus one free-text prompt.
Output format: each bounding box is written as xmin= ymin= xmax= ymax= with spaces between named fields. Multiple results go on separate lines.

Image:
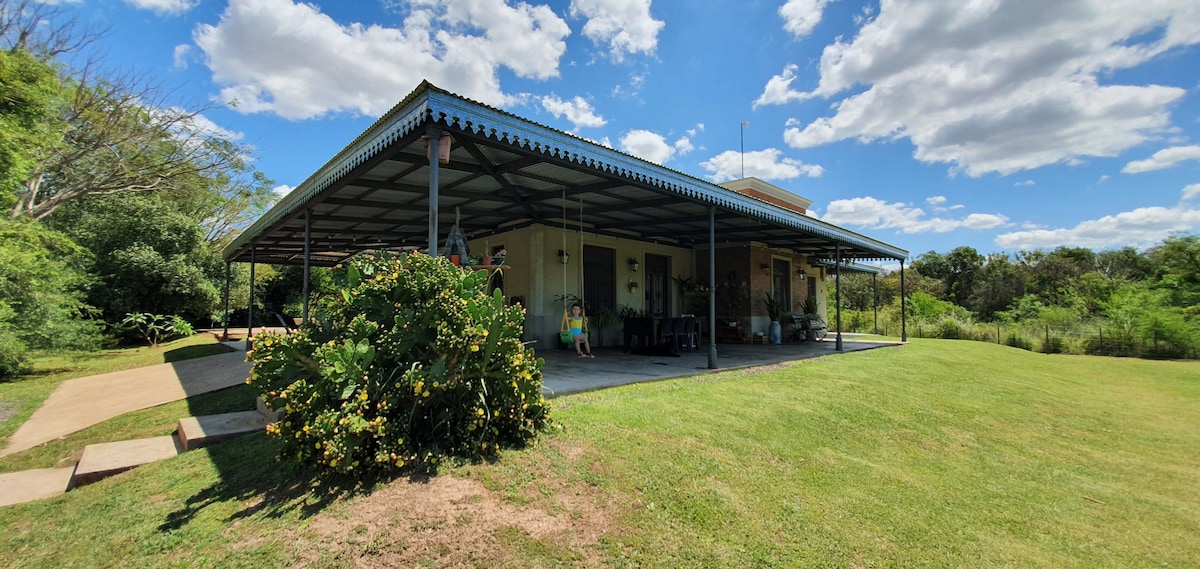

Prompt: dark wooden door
xmin=645 ymin=253 xmax=670 ymax=318
xmin=582 ymin=245 xmax=616 ymax=310
xmin=773 ymin=258 xmax=791 ymax=308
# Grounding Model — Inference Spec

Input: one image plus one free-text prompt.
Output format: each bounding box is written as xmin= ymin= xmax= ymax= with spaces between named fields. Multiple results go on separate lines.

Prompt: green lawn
xmin=1 ymin=339 xmax=1197 ymax=568
xmin=0 ymin=335 xmax=236 ymax=450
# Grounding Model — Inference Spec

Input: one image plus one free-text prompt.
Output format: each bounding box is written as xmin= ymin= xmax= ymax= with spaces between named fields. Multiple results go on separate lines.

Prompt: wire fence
xmin=833 ymin=311 xmax=1198 ymax=360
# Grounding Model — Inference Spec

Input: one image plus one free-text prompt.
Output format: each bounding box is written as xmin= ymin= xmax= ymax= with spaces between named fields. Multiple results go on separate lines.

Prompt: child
xmin=569 ymin=303 xmax=595 ymax=358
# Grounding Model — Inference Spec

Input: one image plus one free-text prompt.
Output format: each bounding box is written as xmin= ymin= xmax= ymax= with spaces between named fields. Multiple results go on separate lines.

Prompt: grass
xmin=0 ymin=335 xmax=235 ymax=448
xmin=1 ymin=339 xmax=1197 ymax=568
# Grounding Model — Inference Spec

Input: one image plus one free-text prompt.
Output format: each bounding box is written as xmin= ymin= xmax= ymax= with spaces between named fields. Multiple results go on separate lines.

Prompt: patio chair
xmin=680 ymin=316 xmax=698 ymax=352
xmin=659 ymin=317 xmax=681 ymax=351
xmin=275 ymin=313 xmax=300 ymax=334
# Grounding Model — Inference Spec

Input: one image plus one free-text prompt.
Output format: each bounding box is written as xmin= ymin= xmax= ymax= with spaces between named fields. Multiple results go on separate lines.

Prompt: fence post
xmin=996 ymin=324 xmax=1001 ymax=344
xmin=1098 ymin=326 xmax=1103 ymax=351
xmin=1044 ymin=325 xmax=1050 ymax=354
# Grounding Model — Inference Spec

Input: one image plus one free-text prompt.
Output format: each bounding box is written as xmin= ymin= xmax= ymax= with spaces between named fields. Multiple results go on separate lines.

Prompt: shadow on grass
xmin=157 ymin=432 xmax=445 ymax=532
xmin=163 ymin=343 xmax=235 ymax=364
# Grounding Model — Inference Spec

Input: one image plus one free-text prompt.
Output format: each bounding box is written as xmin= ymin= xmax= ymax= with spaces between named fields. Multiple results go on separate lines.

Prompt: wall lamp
xmin=628 ymin=258 xmax=640 ymax=272
xmin=628 ymin=278 xmax=639 ymax=292
xmin=797 ymin=268 xmax=807 ymax=280
xmin=558 ymin=250 xmax=569 ymax=265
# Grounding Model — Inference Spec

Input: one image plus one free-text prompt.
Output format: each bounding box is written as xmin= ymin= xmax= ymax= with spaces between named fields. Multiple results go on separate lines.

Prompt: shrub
xmin=248 ymin=252 xmax=549 ymax=474
xmin=118 ymin=313 xmax=195 ymax=347
xmin=1004 ymin=332 xmax=1033 ymax=351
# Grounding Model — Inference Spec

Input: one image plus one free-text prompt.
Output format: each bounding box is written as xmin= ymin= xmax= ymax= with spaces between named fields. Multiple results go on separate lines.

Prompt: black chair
xmin=659 ymin=317 xmax=680 ymax=351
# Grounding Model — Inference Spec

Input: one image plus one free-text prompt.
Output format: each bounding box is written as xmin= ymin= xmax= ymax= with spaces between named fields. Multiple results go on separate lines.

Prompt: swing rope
xmin=559 ymin=189 xmax=587 ymax=340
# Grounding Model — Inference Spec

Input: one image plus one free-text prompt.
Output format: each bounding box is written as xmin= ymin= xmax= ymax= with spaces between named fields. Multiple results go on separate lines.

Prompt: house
xmin=221 ymin=81 xmax=909 ymax=367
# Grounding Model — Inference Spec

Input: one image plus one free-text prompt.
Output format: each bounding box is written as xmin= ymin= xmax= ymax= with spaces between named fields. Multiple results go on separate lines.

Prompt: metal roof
xmin=223 ymin=81 xmax=908 ymax=266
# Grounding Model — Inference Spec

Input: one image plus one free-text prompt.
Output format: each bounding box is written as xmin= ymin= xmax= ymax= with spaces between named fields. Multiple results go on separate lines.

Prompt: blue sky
xmin=51 ymin=0 xmax=1200 ymax=258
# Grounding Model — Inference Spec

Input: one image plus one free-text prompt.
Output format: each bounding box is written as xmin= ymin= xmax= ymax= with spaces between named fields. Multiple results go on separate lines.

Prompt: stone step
xmin=71 ymin=436 xmax=182 ymax=487
xmin=256 ymin=395 xmax=284 ymax=422
xmin=175 ymin=410 xmax=269 ymax=452
xmin=0 ymin=467 xmax=75 ymax=508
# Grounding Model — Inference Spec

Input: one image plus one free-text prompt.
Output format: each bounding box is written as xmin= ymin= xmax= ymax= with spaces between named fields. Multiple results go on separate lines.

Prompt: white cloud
xmin=1098 ymin=175 xmax=1110 ymax=183
xmin=569 ymin=0 xmax=664 ymax=62
xmin=125 ymin=0 xmax=196 ymax=15
xmin=996 ymin=204 xmax=1200 ymax=250
xmin=540 ymin=94 xmax=606 ymax=130
xmin=1183 ymin=184 xmax=1200 ymax=201
xmin=821 ymin=196 xmax=1010 ymax=234
xmin=686 ymin=123 xmax=704 ymax=137
xmin=753 ymin=64 xmax=810 ymax=109
xmin=1121 ymin=145 xmax=1200 ymax=173
xmin=779 ymin=0 xmax=836 ymax=40
xmin=273 ymin=184 xmax=294 ymax=197
xmin=173 ymin=44 xmax=191 ymax=69
xmin=1014 ymin=180 xmax=1035 ymax=187
xmin=619 ymin=129 xmax=674 ymax=163
xmin=699 ymin=148 xmax=823 ymax=182
xmin=926 ymin=195 xmax=947 ymax=205
xmin=673 ymin=136 xmax=694 ymax=155
xmin=769 ymin=0 xmax=1200 ymax=177
xmin=195 ymin=0 xmax=570 ymax=120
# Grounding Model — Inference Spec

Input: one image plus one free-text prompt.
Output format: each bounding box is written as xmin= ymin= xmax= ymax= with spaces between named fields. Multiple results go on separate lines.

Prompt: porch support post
xmin=302 ymin=209 xmax=312 ymax=322
xmin=426 ymin=126 xmax=442 ymax=257
xmin=835 ymin=244 xmax=843 ymax=351
xmin=221 ymin=261 xmax=231 ymax=341
xmin=707 ymin=205 xmax=718 ymax=369
xmin=900 ymin=258 xmax=908 ymax=342
xmin=872 ymin=272 xmax=878 ymax=334
xmin=247 ymin=247 xmax=256 ymax=348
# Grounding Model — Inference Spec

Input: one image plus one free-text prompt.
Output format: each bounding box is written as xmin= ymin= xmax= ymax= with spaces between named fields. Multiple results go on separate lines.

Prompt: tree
xmin=0 ymin=47 xmax=63 ymax=211
xmin=0 ymin=0 xmax=245 ymax=221
xmin=51 ymin=194 xmax=223 ymax=323
xmin=0 ymin=218 xmax=101 ymax=376
xmin=967 ymin=253 xmax=1023 ymax=319
xmin=1149 ymin=234 xmax=1200 ymax=316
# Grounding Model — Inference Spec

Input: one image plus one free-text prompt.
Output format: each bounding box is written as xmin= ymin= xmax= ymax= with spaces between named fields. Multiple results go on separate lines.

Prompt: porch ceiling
xmin=223 ymin=81 xmax=908 ymax=267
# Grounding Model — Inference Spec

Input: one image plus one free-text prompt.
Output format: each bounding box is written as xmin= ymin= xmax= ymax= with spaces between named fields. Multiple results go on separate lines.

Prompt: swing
xmin=558 ymin=191 xmax=587 ymax=345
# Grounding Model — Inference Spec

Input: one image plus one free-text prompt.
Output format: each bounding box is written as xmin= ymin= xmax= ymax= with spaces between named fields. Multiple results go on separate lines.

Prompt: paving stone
xmin=176 ymin=410 xmax=268 ymax=452
xmin=0 ymin=467 xmax=74 ymax=508
xmin=72 ymin=436 xmax=182 ymax=487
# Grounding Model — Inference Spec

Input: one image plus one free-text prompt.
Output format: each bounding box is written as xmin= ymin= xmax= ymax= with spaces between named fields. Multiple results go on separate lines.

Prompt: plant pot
xmin=769 ymin=321 xmax=782 ymax=345
xmin=482 ymin=257 xmax=492 ymax=266
xmin=449 ymin=254 xmax=461 ymax=266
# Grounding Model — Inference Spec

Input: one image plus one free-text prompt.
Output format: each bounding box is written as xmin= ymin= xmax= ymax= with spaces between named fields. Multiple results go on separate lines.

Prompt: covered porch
xmin=221 ymin=81 xmax=910 ymax=369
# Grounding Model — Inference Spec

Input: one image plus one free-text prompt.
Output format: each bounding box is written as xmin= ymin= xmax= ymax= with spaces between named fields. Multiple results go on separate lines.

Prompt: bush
xmin=1004 ymin=332 xmax=1033 ymax=351
xmin=248 ymin=252 xmax=549 ymax=474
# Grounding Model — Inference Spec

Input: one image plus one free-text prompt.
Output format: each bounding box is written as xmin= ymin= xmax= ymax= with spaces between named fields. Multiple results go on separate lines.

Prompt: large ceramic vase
xmin=769 ymin=320 xmax=782 ymax=345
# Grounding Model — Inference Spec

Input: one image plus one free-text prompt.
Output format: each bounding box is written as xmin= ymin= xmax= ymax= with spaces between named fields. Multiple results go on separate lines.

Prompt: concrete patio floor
xmin=539 ymin=335 xmax=902 ymax=396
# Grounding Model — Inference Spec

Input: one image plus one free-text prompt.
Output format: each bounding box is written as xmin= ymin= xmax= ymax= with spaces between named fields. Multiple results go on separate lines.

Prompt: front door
xmin=645 ymin=253 xmax=670 ymax=318
xmin=582 ymin=245 xmax=616 ymax=311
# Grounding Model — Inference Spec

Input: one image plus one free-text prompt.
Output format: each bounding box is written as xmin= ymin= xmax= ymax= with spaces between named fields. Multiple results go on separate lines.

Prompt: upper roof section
xmin=719 ymin=177 xmax=814 ymax=215
xmin=223 ymin=81 xmax=907 ymax=266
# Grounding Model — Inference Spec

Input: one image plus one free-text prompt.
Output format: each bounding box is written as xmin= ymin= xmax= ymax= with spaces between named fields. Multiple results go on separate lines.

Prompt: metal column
xmin=426 ymin=127 xmax=442 ymax=256
xmin=247 ymin=248 xmax=255 ymax=348
xmin=900 ymin=258 xmax=908 ymax=342
xmin=835 ymin=244 xmax=843 ymax=351
xmin=707 ymin=206 xmax=718 ymax=369
xmin=872 ymin=273 xmax=878 ymax=334
xmin=221 ymin=262 xmax=231 ymax=341
xmin=302 ymin=210 xmax=311 ymax=322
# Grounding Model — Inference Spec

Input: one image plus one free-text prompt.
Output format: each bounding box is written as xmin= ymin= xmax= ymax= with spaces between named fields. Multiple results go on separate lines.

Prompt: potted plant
xmin=800 ymin=295 xmax=823 ymax=341
xmin=763 ymin=293 xmax=788 ymax=345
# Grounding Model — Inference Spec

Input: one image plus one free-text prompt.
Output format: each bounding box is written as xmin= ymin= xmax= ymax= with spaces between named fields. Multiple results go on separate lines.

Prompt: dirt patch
xmin=293 ymin=442 xmax=622 ymax=567
xmin=0 ymin=403 xmax=16 ymax=428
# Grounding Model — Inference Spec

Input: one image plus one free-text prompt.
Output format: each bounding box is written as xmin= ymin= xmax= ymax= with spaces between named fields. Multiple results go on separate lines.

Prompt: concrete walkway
xmin=541 ymin=336 xmax=901 ymax=396
xmin=0 ymin=342 xmax=251 ymax=458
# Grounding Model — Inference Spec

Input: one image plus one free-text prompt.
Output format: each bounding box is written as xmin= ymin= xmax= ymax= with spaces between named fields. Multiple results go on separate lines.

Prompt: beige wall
xmin=469 ymin=224 xmax=693 ymax=347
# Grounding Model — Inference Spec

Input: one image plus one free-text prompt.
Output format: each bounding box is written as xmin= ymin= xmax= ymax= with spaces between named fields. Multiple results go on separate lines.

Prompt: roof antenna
xmin=740 ymin=120 xmax=749 ymax=178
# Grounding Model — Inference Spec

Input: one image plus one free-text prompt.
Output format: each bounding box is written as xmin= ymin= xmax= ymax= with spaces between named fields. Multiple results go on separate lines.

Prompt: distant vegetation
xmin=835 ymin=235 xmax=1200 ymax=359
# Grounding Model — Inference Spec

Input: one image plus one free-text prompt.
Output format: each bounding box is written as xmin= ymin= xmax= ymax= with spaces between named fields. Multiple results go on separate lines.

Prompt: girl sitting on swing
xmin=569 ymin=303 xmax=595 ymax=358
